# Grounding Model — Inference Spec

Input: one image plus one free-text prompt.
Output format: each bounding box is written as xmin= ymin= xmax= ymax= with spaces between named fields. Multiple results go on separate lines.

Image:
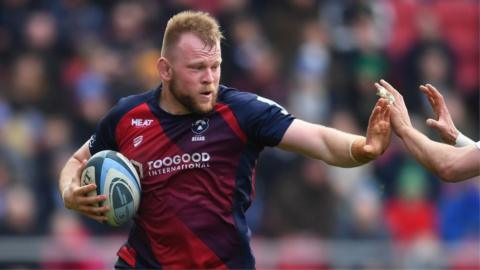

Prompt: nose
xmin=202 ymin=68 xmax=214 ymax=84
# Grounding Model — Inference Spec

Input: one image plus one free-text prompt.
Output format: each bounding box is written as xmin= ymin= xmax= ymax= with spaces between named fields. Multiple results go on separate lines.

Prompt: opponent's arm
xmin=396 ymin=127 xmax=479 ymax=181
xmin=279 ymin=98 xmax=391 ymax=167
xmin=59 ymin=141 xmax=109 ymax=222
xmin=379 ymin=79 xmax=480 ymax=181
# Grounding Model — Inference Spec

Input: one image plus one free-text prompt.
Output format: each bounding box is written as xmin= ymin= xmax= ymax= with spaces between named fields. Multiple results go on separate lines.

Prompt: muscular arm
xmin=397 ymin=127 xmax=480 ymax=182
xmin=58 ymin=141 xmax=108 ymax=222
xmin=58 ymin=141 xmax=91 ymax=195
xmin=279 ymin=99 xmax=391 ymax=167
xmin=279 ymin=120 xmax=364 ymax=167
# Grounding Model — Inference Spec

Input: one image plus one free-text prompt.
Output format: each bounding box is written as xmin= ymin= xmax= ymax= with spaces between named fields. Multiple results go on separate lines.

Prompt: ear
xmin=157 ymin=57 xmax=172 ymax=81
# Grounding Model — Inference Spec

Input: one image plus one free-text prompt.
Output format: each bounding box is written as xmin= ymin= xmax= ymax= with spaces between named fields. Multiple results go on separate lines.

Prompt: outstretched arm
xmin=420 ymin=84 xmax=475 ymax=146
xmin=279 ymin=98 xmax=391 ymax=167
xmin=378 ymin=79 xmax=480 ymax=181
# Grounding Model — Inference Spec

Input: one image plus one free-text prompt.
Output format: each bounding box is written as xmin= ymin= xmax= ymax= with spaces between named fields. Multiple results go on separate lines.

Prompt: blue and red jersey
xmin=89 ymin=85 xmax=294 ymax=269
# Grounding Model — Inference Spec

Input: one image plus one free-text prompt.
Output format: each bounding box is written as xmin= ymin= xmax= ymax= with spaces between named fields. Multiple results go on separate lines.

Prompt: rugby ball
xmin=81 ymin=150 xmax=141 ymax=226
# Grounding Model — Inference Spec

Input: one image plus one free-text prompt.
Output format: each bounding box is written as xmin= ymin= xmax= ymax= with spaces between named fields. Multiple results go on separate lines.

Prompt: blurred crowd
xmin=0 ymin=0 xmax=478 ymax=269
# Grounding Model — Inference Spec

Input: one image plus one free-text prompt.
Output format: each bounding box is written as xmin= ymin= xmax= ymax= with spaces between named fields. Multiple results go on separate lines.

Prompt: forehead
xmin=173 ymin=33 xmax=221 ymax=62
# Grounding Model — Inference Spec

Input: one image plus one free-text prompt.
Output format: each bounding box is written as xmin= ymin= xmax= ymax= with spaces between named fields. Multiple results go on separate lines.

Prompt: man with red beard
xmin=59 ymin=11 xmax=392 ymax=269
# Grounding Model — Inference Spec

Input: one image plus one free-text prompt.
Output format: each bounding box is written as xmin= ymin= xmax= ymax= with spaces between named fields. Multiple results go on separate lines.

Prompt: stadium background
xmin=0 ymin=0 xmax=478 ymax=269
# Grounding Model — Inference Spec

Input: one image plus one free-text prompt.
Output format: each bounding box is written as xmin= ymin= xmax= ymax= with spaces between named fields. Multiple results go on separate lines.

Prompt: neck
xmin=159 ymin=83 xmax=189 ymax=115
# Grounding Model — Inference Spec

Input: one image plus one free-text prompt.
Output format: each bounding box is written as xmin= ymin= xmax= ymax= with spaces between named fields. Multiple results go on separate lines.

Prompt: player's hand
xmin=363 ymin=97 xmax=391 ymax=158
xmin=62 ymin=159 xmax=109 ymax=222
xmin=420 ymin=84 xmax=458 ymax=144
xmin=376 ymin=79 xmax=412 ymax=137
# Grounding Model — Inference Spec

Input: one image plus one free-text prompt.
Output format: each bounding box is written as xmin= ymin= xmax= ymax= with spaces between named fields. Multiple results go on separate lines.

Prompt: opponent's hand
xmin=376 ymin=79 xmax=412 ymax=137
xmin=363 ymin=97 xmax=391 ymax=159
xmin=62 ymin=159 xmax=109 ymax=222
xmin=420 ymin=84 xmax=458 ymax=144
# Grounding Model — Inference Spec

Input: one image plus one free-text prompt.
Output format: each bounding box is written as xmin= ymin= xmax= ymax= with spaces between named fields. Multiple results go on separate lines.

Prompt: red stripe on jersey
xmin=115 ymin=103 xmax=161 ymax=154
xmin=139 ymin=215 xmax=228 ymax=269
xmin=114 ymin=102 xmax=184 ymax=191
xmin=117 ymin=246 xmax=137 ymax=267
xmin=215 ymin=103 xmax=247 ymax=144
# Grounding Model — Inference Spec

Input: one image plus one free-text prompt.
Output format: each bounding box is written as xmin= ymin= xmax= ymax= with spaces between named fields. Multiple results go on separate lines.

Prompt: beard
xmin=170 ymin=76 xmax=218 ymax=115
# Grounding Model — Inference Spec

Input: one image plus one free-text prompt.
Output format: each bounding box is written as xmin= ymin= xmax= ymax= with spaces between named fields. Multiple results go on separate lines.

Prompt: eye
xmin=212 ymin=64 xmax=220 ymax=71
xmin=188 ymin=64 xmax=204 ymax=71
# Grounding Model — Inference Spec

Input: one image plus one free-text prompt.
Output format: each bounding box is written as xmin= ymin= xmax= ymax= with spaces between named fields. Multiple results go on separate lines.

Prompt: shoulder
xmin=217 ymin=85 xmax=258 ymax=105
xmin=106 ymin=89 xmax=156 ymax=122
xmin=215 ymin=85 xmax=294 ymax=146
xmin=112 ymin=89 xmax=155 ymax=114
xmin=217 ymin=85 xmax=287 ymax=113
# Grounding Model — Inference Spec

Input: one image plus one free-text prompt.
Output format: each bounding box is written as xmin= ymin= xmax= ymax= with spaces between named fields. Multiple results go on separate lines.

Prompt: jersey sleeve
xmin=88 ymin=106 xmax=119 ymax=155
xmin=88 ymin=90 xmax=156 ymax=155
xmin=234 ymin=93 xmax=295 ymax=147
xmin=476 ymin=141 xmax=480 ymax=150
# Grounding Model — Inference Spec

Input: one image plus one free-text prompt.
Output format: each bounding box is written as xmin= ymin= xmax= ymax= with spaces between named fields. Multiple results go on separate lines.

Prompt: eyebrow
xmin=188 ymin=58 xmax=222 ymax=66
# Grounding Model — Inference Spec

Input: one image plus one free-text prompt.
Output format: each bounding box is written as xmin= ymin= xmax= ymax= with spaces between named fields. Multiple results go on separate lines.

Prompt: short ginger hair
xmin=161 ymin=10 xmax=223 ymax=57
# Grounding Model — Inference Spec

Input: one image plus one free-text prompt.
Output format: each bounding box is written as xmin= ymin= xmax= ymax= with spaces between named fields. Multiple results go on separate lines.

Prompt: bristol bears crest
xmin=191 ymin=118 xmax=209 ymax=142
xmin=191 ymin=118 xmax=209 ymax=134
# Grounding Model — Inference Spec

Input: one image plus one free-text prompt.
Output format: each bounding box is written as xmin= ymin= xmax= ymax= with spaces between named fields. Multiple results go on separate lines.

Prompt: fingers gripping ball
xmin=81 ymin=150 xmax=141 ymax=226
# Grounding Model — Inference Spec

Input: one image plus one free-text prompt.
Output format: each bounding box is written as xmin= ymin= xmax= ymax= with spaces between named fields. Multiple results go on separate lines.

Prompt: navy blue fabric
xmin=218 ymin=85 xmax=294 ymax=147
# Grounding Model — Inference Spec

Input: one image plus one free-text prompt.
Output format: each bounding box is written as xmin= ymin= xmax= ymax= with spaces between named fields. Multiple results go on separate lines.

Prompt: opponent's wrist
xmin=455 ymin=132 xmax=475 ymax=147
xmin=396 ymin=125 xmax=414 ymax=140
xmin=443 ymin=128 xmax=459 ymax=145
